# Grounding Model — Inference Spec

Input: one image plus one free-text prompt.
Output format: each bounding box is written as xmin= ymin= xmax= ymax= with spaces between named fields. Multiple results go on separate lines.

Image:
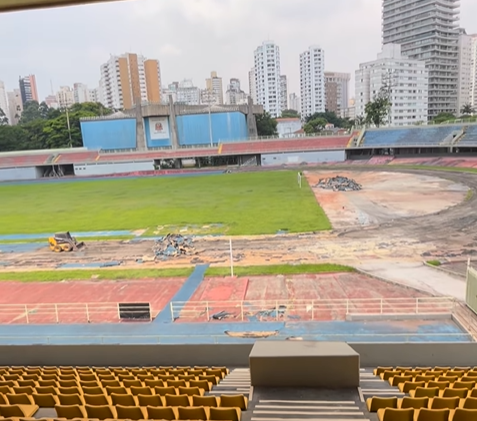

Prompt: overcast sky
xmin=1 ymin=0 xmax=476 ymax=101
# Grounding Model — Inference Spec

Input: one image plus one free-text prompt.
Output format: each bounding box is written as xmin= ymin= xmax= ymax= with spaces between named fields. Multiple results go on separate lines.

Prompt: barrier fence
xmin=169 ymin=297 xmax=456 ymax=323
xmin=0 ymin=303 xmax=152 ymax=324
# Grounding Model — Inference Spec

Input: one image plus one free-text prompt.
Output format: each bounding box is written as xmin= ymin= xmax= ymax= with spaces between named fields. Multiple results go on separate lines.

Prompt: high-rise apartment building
xmin=355 ymin=44 xmax=429 ymax=126
xmin=73 ymin=83 xmax=90 ymax=104
xmin=56 ymin=86 xmax=75 ymax=108
xmin=324 ymin=72 xmax=350 ymax=117
xmin=472 ymin=35 xmax=477 ymax=109
xmin=280 ymin=75 xmax=288 ymax=111
xmin=0 ymin=81 xmax=8 ymax=122
xmin=7 ymin=89 xmax=23 ymax=125
xmin=253 ymin=41 xmax=282 ymax=117
xmin=89 ymin=88 xmax=99 ymax=103
xmin=99 ymin=53 xmax=161 ymax=110
xmin=458 ymin=30 xmax=477 ymax=112
xmin=19 ymin=74 xmax=39 ymax=105
xmin=205 ymin=71 xmax=224 ymax=105
xmin=300 ymin=45 xmax=325 ymax=119
xmin=382 ymin=0 xmax=460 ymax=119
xmin=288 ymin=93 xmax=301 ymax=114
xmin=225 ymin=78 xmax=247 ymax=105
xmin=248 ymin=68 xmax=256 ymax=103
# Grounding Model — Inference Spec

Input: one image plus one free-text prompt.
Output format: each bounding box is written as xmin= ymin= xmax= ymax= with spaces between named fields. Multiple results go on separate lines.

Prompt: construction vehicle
xmin=48 ymin=232 xmax=84 ymax=252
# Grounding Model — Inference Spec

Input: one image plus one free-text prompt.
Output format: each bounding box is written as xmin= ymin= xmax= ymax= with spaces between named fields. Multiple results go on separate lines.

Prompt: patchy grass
xmin=465 ymin=189 xmax=474 ymax=201
xmin=0 ymin=268 xmax=194 ymax=282
xmin=0 ymin=171 xmax=330 ymax=236
xmin=427 ymin=260 xmax=442 ymax=267
xmin=205 ymin=263 xmax=355 ymax=277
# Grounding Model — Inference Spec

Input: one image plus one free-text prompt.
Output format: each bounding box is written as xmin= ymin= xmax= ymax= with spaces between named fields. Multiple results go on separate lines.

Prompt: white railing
xmin=169 ymin=297 xmax=455 ymax=323
xmin=0 ymin=303 xmax=152 ymax=324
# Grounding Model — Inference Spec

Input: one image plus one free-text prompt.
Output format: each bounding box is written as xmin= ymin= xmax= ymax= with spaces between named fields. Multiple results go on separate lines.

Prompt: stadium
xmin=2 ymin=2 xmax=477 ymax=421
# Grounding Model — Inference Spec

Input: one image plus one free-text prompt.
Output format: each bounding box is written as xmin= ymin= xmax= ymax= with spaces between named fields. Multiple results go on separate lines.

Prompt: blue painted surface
xmin=81 ymin=119 xmax=136 ymax=150
xmin=460 ymin=125 xmax=477 ymax=145
xmin=177 ymin=112 xmax=248 ymax=146
xmin=58 ymin=262 xmax=122 ymax=269
xmin=155 ymin=264 xmax=210 ymax=323
xmin=0 ymin=231 xmax=134 ymax=241
xmin=0 ymin=319 xmax=471 ymax=345
xmin=144 ymin=117 xmax=172 ymax=148
xmin=363 ymin=126 xmax=462 ymax=146
xmin=0 ymin=243 xmax=44 ymax=253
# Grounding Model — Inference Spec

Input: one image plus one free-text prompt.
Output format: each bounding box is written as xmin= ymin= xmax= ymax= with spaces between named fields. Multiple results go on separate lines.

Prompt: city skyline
xmin=1 ymin=0 xmax=476 ymax=103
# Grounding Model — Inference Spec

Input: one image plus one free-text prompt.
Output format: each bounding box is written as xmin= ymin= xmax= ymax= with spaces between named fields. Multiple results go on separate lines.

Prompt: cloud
xmin=0 ymin=0 xmax=475 ymax=101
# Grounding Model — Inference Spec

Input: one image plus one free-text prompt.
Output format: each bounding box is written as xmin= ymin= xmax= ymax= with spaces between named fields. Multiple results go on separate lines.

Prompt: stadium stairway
xmin=209 ymin=368 xmax=251 ymax=397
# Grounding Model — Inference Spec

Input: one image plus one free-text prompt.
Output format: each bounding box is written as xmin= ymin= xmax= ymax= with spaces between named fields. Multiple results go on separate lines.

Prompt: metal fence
xmin=466 ymin=261 xmax=477 ymax=316
xmin=0 ymin=303 xmax=152 ymax=324
xmin=169 ymin=297 xmax=455 ymax=323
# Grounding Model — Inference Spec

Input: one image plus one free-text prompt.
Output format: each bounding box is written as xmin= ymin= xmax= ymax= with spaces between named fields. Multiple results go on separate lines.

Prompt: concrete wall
xmin=276 ymin=120 xmax=302 ymax=138
xmin=2 ymin=343 xmax=477 ymax=367
xmin=0 ymin=166 xmax=40 ymax=181
xmin=144 ymin=116 xmax=172 ymax=148
xmin=74 ymin=161 xmax=154 ymax=176
xmin=261 ymin=150 xmax=346 ymax=166
xmin=80 ymin=118 xmax=136 ymax=150
xmin=177 ymin=112 xmax=248 ymax=146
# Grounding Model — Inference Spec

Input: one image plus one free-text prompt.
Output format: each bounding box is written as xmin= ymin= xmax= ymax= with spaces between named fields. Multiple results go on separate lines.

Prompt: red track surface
xmin=0 ymin=279 xmax=184 ymax=324
xmin=177 ymin=273 xmax=430 ymax=322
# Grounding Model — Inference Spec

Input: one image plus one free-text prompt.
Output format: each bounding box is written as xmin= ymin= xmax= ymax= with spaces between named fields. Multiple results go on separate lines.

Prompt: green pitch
xmin=0 ymin=171 xmax=331 ymax=236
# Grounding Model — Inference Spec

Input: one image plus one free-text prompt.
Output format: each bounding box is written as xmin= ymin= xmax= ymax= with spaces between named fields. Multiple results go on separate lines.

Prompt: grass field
xmin=0 ymin=171 xmax=331 ymax=235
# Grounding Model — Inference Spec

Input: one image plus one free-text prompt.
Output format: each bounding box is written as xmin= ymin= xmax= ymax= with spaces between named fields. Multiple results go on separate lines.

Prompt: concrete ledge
xmin=346 ymin=313 xmax=452 ymax=322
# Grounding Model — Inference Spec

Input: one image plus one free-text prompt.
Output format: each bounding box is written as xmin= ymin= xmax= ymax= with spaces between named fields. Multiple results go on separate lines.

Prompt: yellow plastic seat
xmin=146 ymin=405 xmax=176 ymax=420
xmin=97 ymin=374 xmax=115 ymax=381
xmin=6 ymin=394 xmax=34 ymax=405
xmin=79 ymin=380 xmax=99 ymax=388
xmin=35 ymin=386 xmax=56 ymax=395
xmin=110 ymin=393 xmax=137 ymax=407
xmin=82 ymin=386 xmax=104 ymax=395
xmin=116 ymin=404 xmax=146 ymax=420
xmin=123 ymin=379 xmax=143 ymax=388
xmin=212 ymin=366 xmax=229 ymax=376
xmin=137 ymin=394 xmax=164 ymax=407
xmin=85 ymin=404 xmax=116 ymax=420
xmin=78 ymin=374 xmax=96 ymax=382
xmin=178 ymin=406 xmax=208 ymax=420
xmin=0 ymin=385 xmax=12 ymax=394
xmin=462 ymin=397 xmax=477 ymax=409
xmin=1 ymin=404 xmax=38 ymax=417
xmin=157 ymin=374 xmax=176 ymax=381
xmin=199 ymin=374 xmax=219 ymax=385
xmin=0 ymin=381 xmax=17 ymax=388
xmin=155 ymin=386 xmax=177 ymax=396
xmin=190 ymin=379 xmax=212 ymax=392
xmin=57 ymin=394 xmax=83 ymax=406
xmin=189 ymin=369 xmax=204 ymax=376
xmin=83 ymin=394 xmax=110 ymax=406
xmin=165 ymin=393 xmax=191 ymax=407
xmin=428 ymin=381 xmax=450 ymax=390
xmin=206 ymin=369 xmax=225 ymax=380
xmin=453 ymin=381 xmax=475 ymax=390
xmin=411 ymin=388 xmax=439 ymax=398
xmin=366 ymin=397 xmax=399 ymax=412
xmin=441 ymin=388 xmax=468 ymax=399
xmin=220 ymin=394 xmax=248 ymax=410
xmin=168 ymin=380 xmax=187 ymax=388
xmin=415 ymin=375 xmax=435 ymax=383
xmin=105 ymin=386 xmax=128 ymax=395
xmin=178 ymin=386 xmax=203 ymax=397
xmin=0 ymin=395 xmax=7 ymax=405
xmin=430 ymin=397 xmax=460 ymax=409
xmin=130 ymin=386 xmax=152 ymax=396
xmin=390 ymin=376 xmax=413 ymax=387
xmin=192 ymin=395 xmax=219 ymax=407
xmin=209 ymin=406 xmax=241 ymax=421
xmin=452 ymin=408 xmax=477 ymax=421
xmin=57 ymin=386 xmax=80 ymax=395
xmin=178 ymin=374 xmax=196 ymax=381
xmin=101 ymin=379 xmax=121 ymax=388
xmin=13 ymin=386 xmax=35 ymax=395
xmin=377 ymin=408 xmax=414 ymax=421
xmin=137 ymin=374 xmax=154 ymax=381
xmin=37 ymin=380 xmax=57 ymax=387
xmin=398 ymin=397 xmax=429 ymax=410
xmin=55 ymin=404 xmax=86 ymax=419
xmin=17 ymin=380 xmax=37 ymax=388
xmin=415 ymin=408 xmax=450 ymax=421
xmin=400 ymin=382 xmax=426 ymax=393
xmin=32 ymin=394 xmax=58 ymax=408
xmin=144 ymin=379 xmax=164 ymax=388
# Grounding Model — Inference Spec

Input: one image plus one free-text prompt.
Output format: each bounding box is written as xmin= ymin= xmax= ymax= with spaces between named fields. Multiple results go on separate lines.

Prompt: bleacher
xmin=366 ymin=366 xmax=477 ymax=420
xmin=0 ymin=153 xmax=52 ymax=169
xmin=459 ymin=126 xmax=477 ymax=146
xmin=55 ymin=151 xmax=99 ymax=164
xmin=0 ymin=365 xmax=246 ymax=420
xmin=362 ymin=126 xmax=462 ymax=147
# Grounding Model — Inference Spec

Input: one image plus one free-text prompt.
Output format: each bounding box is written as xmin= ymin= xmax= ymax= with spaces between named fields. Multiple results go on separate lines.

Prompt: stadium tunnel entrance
xmin=37 ymin=164 xmax=75 ymax=178
xmin=155 ymin=155 xmax=260 ymax=170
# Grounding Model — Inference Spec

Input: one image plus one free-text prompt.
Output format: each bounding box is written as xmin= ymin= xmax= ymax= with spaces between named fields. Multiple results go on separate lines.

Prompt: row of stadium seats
xmin=459 ymin=126 xmax=477 ymax=145
xmin=370 ymin=405 xmax=475 ymax=421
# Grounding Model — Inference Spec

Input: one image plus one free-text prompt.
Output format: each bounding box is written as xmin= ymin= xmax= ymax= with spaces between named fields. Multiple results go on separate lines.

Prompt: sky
xmin=1 ymin=0 xmax=476 ymax=102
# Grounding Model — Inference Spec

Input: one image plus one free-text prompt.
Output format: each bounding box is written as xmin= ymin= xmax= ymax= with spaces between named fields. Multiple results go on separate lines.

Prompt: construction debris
xmin=153 ymin=234 xmax=195 ymax=260
xmin=316 ymin=176 xmax=362 ymax=192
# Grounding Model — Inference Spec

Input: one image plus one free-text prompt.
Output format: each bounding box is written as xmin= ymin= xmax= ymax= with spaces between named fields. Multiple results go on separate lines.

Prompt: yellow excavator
xmin=48 ymin=232 xmax=85 ymax=252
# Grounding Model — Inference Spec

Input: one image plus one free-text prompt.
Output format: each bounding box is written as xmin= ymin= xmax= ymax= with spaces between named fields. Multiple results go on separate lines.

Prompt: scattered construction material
xmin=316 ymin=176 xmax=362 ymax=192
xmin=48 ymin=232 xmax=85 ymax=253
xmin=153 ymin=234 xmax=195 ymax=260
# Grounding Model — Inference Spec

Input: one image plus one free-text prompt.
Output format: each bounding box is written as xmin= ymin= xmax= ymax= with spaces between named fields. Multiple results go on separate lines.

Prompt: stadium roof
xmin=0 ymin=0 xmax=121 ymax=12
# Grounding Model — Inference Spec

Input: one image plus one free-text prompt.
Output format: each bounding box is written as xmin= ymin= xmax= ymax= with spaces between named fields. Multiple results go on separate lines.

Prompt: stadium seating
xmin=0 ymin=365 xmax=246 ymax=420
xmin=366 ymin=367 xmax=477 ymax=421
xmin=459 ymin=125 xmax=477 ymax=145
xmin=0 ymin=153 xmax=53 ymax=168
xmin=55 ymin=151 xmax=99 ymax=164
xmin=362 ymin=126 xmax=462 ymax=147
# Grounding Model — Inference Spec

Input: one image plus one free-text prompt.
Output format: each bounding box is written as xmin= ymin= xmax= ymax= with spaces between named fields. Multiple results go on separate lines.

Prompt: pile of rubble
xmin=153 ymin=234 xmax=195 ymax=260
xmin=316 ymin=175 xmax=362 ymax=192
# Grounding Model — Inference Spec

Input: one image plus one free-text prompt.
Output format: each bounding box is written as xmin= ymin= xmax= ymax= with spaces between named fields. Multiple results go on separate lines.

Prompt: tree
xmin=355 ymin=115 xmax=365 ymax=127
xmin=19 ymin=101 xmax=44 ymax=124
xmin=364 ymin=87 xmax=391 ymax=128
xmin=461 ymin=104 xmax=474 ymax=117
xmin=433 ymin=113 xmax=456 ymax=124
xmin=255 ymin=112 xmax=278 ymax=136
xmin=0 ymin=108 xmax=8 ymax=126
xmin=281 ymin=109 xmax=300 ymax=119
xmin=304 ymin=117 xmax=328 ymax=134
